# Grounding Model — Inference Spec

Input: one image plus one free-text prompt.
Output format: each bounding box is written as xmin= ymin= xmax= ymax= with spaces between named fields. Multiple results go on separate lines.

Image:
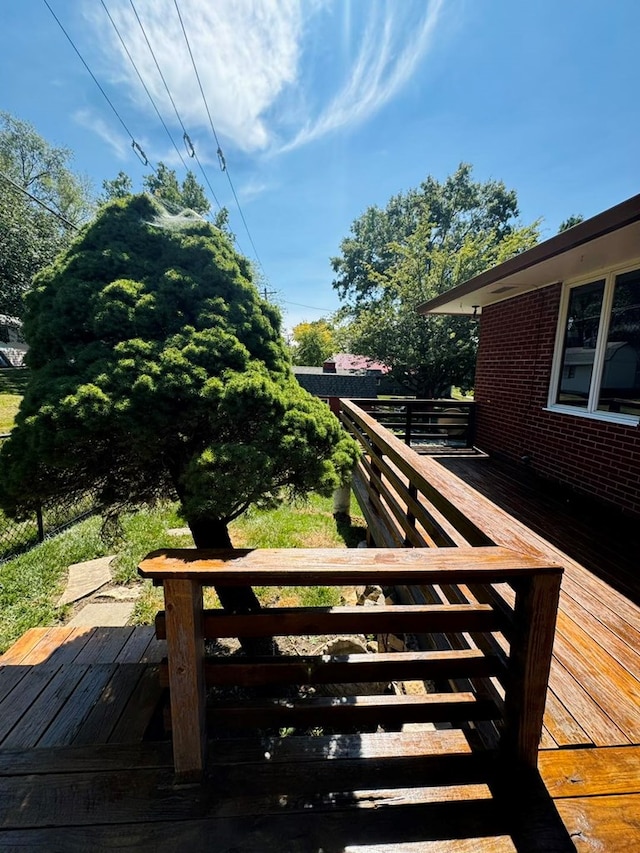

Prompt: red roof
xmin=327 ymin=353 xmax=389 ymax=373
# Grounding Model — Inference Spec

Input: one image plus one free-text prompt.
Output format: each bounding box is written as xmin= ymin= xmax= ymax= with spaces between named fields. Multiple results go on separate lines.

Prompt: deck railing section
xmin=139 ymin=547 xmax=561 ymax=783
xmin=339 ymin=398 xmax=563 ymax=760
xmin=348 ymin=398 xmax=476 ymax=449
xmin=340 ymin=398 xmax=489 ymax=549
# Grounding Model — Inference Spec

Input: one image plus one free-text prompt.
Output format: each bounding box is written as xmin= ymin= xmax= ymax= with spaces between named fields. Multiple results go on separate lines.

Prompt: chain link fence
xmin=0 ymin=434 xmax=97 ymax=562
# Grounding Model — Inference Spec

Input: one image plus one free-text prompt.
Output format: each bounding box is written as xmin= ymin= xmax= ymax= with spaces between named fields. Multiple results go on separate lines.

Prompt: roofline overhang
xmin=417 ymin=193 xmax=640 ymax=316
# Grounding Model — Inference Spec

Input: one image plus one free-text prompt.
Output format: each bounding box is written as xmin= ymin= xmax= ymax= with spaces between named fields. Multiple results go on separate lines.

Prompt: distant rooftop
xmin=327 ymin=353 xmax=389 ymax=373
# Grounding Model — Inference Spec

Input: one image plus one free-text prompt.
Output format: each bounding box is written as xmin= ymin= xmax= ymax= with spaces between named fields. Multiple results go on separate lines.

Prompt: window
xmin=550 ymin=266 xmax=640 ymax=422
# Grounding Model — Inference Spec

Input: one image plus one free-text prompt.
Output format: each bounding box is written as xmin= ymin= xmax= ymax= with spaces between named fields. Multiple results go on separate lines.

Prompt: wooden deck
xmin=1 ymin=447 xmax=639 ymax=848
xmin=338 ymin=399 xmax=640 ymax=849
xmin=437 ymin=454 xmax=639 ymax=606
xmin=0 ymin=624 xmax=638 ymax=849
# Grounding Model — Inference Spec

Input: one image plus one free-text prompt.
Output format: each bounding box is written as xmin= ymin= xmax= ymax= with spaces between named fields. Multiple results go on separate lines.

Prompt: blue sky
xmin=1 ymin=0 xmax=639 ymax=330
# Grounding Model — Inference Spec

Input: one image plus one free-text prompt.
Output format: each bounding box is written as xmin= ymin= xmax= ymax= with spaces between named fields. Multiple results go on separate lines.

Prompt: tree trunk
xmin=188 ymin=516 xmax=273 ymax=655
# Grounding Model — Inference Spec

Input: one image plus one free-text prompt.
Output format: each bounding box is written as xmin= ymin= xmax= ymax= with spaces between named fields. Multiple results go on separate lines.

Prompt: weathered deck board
xmin=0 ymin=732 xmax=564 ymax=851
xmin=6 ymin=734 xmax=639 ymax=851
xmin=37 ymin=664 xmax=118 ymax=748
xmin=72 ymin=664 xmax=148 ymax=746
xmin=1 ymin=664 xmax=90 ymax=749
xmin=106 ymin=663 xmax=163 ymax=744
xmin=0 ymin=663 xmax=62 ymax=744
xmin=0 ymin=628 xmax=166 ymax=750
xmin=437 ymin=455 xmax=639 ymax=607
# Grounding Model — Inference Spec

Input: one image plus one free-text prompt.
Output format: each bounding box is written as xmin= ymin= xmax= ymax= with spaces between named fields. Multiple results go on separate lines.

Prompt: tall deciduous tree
xmin=0 ymin=112 xmax=93 ymax=318
xmin=558 ymin=214 xmax=584 ymax=232
xmin=291 ymin=320 xmax=335 ymax=366
xmin=100 ymin=170 xmax=133 ymax=201
xmin=141 ymin=162 xmax=210 ymax=215
xmin=332 ymin=165 xmax=540 ymax=396
xmin=0 ymin=195 xmax=358 ymax=626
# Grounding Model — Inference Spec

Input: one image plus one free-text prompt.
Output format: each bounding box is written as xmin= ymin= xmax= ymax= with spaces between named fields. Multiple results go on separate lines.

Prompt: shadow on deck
xmin=0 ymin=623 xmax=575 ymax=851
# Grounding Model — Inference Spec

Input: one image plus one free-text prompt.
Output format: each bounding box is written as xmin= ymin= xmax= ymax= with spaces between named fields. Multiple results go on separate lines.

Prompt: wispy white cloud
xmin=73 ymin=108 xmax=131 ymax=159
xmin=280 ymin=0 xmax=444 ymax=153
xmin=238 ymin=178 xmax=275 ymax=203
xmin=83 ymin=0 xmax=444 ymax=157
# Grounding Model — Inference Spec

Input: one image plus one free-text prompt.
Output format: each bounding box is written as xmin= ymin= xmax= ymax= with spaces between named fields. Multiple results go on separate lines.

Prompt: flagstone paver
xmin=66 ymin=602 xmax=135 ymax=628
xmin=96 ymin=586 xmax=141 ymax=602
xmin=57 ymin=556 xmax=115 ymax=606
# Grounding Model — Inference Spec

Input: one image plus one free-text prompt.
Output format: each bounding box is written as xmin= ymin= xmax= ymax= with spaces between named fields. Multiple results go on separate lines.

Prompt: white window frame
xmin=546 ymin=260 xmax=640 ymax=426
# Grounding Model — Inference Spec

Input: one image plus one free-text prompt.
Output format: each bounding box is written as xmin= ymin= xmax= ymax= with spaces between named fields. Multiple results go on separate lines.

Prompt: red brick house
xmin=418 ymin=193 xmax=640 ymax=518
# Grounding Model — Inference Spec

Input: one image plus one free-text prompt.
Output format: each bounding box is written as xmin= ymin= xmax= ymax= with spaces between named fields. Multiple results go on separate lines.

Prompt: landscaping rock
xmin=167 ymin=527 xmax=193 ymax=538
xmin=314 ymin=637 xmax=390 ymax=697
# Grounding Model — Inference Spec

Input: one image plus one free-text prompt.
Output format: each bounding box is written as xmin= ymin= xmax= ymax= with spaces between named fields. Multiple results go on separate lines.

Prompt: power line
xmin=128 ymin=0 xmax=222 ymax=213
xmin=100 ymin=0 xmax=191 ymax=175
xmin=0 ymin=170 xmax=78 ymax=230
xmin=281 ymin=300 xmax=334 ymax=312
xmin=172 ymin=0 xmax=265 ymax=271
xmin=42 ymin=0 xmax=152 ymax=170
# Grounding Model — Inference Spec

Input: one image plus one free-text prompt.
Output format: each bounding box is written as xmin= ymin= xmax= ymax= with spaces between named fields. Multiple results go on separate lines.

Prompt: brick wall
xmin=474 ymin=284 xmax=640 ymax=518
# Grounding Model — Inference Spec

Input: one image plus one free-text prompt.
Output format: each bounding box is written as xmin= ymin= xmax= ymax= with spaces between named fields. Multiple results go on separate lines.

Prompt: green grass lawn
xmin=0 ymin=502 xmax=184 ymax=653
xmin=0 ymin=493 xmax=367 ymax=653
xmin=0 ymin=368 xmax=29 ymax=433
xmin=0 ymin=368 xmax=29 ymax=395
xmin=0 ymin=394 xmax=21 ymax=433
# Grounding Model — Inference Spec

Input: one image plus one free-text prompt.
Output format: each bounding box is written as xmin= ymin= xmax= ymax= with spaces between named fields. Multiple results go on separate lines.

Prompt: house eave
xmin=417 ymin=193 xmax=640 ymax=316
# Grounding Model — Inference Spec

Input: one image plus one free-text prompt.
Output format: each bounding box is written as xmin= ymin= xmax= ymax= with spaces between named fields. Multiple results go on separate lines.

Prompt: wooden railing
xmin=340 ymin=398 xmax=489 ymax=549
xmin=139 ymin=547 xmax=562 ymax=782
xmin=349 ymin=398 xmax=476 ymax=449
xmin=339 ymin=398 xmax=564 ymax=760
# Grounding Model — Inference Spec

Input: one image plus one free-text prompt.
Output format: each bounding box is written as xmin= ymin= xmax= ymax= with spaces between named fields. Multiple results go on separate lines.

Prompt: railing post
xmin=466 ymin=403 xmax=476 ymax=448
xmin=163 ymin=578 xmax=206 ymax=782
xmin=404 ymin=403 xmax=413 ymax=445
xmin=501 ymin=571 xmax=562 ymax=767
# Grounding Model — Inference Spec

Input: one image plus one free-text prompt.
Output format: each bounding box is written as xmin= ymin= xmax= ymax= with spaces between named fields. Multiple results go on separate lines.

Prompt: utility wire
xmin=0 ymin=170 xmax=78 ymax=230
xmin=100 ymin=0 xmax=191 ymax=175
xmin=128 ymin=0 xmax=222 ymax=212
xmin=282 ymin=300 xmax=335 ymax=312
xmin=172 ymin=0 xmax=265 ymax=271
xmin=42 ymin=0 xmax=153 ymax=171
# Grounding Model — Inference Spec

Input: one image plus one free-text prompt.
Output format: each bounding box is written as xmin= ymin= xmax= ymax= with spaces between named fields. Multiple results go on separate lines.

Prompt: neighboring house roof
xmin=328 ymin=353 xmax=389 ymax=373
xmin=293 ymin=368 xmax=378 ymax=398
xmin=417 ymin=193 xmax=640 ymax=316
xmin=0 ymin=316 xmax=28 ymax=366
xmin=0 ymin=344 xmax=28 ymax=368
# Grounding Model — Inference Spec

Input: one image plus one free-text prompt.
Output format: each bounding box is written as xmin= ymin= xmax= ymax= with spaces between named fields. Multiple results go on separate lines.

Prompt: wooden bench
xmin=139 ymin=547 xmax=561 ymax=782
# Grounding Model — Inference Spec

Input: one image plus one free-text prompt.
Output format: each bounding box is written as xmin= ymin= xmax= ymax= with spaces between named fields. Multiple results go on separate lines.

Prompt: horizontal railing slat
xmin=158 ymin=650 xmax=506 ymax=688
xmin=155 ymin=604 xmax=506 ymax=640
xmin=204 ymin=692 xmax=501 ymax=729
